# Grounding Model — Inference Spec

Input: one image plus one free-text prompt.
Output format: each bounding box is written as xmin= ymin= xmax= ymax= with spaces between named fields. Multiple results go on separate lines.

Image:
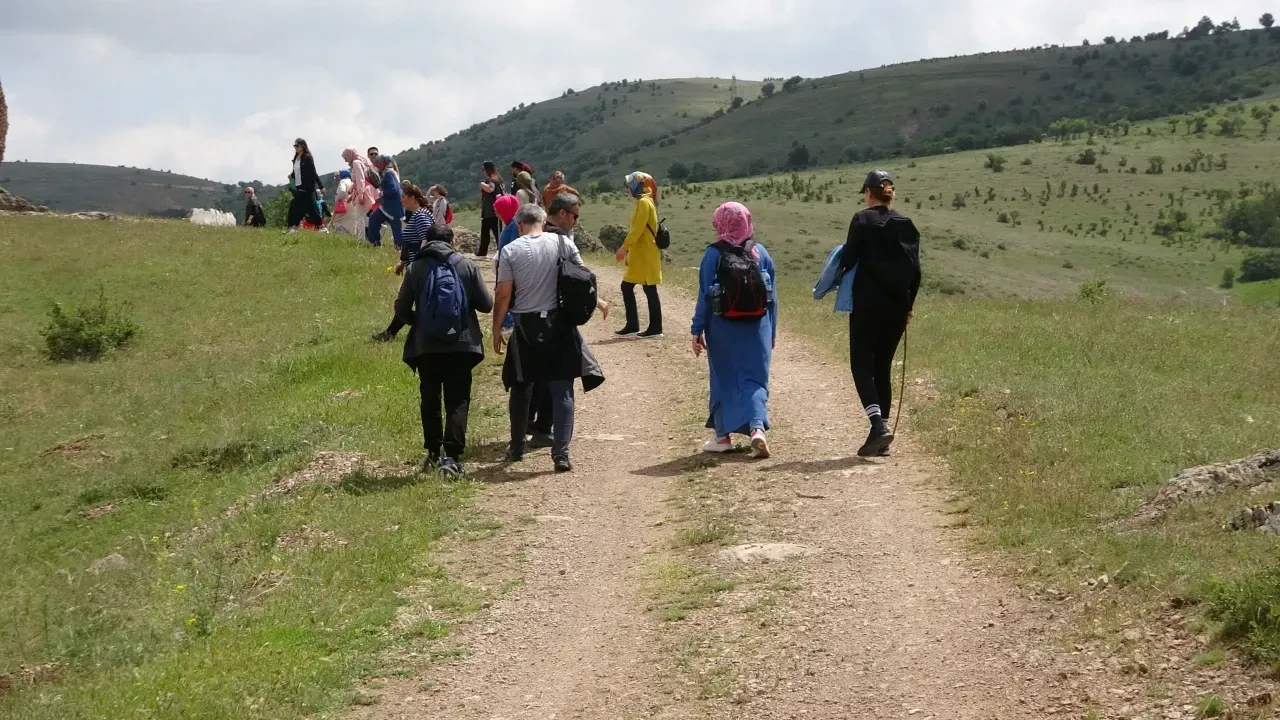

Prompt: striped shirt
xmin=402 ymin=208 xmax=435 ymax=263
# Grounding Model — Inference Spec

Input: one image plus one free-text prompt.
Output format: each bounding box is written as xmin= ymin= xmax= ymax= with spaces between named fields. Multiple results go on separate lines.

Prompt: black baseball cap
xmin=862 ymin=170 xmax=893 ymax=190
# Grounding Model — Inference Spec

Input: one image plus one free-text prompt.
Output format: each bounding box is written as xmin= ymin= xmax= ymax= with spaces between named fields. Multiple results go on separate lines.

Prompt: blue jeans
xmin=509 ymin=380 xmax=575 ymax=459
xmin=366 ymin=209 xmax=403 ymax=247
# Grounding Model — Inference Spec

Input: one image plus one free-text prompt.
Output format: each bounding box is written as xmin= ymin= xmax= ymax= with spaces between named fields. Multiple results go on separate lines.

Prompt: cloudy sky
xmin=2 ymin=0 xmax=1273 ymax=184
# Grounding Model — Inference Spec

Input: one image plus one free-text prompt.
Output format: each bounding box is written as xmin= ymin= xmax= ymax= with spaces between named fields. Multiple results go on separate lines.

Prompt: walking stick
xmin=893 ymin=327 xmax=908 ymax=437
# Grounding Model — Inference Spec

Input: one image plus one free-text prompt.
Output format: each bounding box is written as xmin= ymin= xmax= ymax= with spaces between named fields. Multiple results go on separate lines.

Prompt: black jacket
xmin=290 ymin=153 xmax=324 ymax=194
xmin=839 ymin=206 xmax=921 ymax=312
xmin=394 ymin=241 xmax=494 ymax=368
xmin=244 ymin=198 xmax=266 ymax=227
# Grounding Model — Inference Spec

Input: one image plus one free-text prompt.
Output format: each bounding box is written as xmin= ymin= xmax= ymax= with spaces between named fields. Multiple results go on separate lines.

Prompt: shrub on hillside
xmin=41 ymin=286 xmax=138 ymax=362
xmin=1239 ymin=251 xmax=1280 ymax=282
xmin=984 ymin=154 xmax=1006 ymax=172
xmin=1078 ymin=279 xmax=1108 ymax=303
xmin=1207 ymin=564 xmax=1280 ymax=666
xmin=1221 ymin=189 xmax=1280 ymax=247
xmin=1220 ymin=267 xmax=1236 ymax=289
xmin=1076 ymin=148 xmax=1098 ymax=165
xmin=263 ymin=191 xmax=291 ymax=228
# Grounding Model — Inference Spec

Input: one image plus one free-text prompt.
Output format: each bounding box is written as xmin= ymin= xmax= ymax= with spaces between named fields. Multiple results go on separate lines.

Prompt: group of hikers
xmin=251 ymin=137 xmax=921 ymax=477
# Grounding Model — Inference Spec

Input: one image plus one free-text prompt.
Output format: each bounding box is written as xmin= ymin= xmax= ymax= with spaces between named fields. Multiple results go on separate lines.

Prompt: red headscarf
xmin=494 ymin=194 xmax=520 ymax=224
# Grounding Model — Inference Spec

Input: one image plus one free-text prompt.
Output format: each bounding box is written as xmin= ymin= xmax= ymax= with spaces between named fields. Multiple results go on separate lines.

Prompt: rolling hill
xmin=0 ymin=162 xmax=253 ymax=217
xmin=400 ymin=23 xmax=1280 ymax=195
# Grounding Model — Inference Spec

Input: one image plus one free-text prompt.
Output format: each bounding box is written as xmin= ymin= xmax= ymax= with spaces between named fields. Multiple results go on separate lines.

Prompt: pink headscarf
xmin=494 ymin=194 xmax=520 ymax=224
xmin=342 ymin=148 xmax=378 ymax=207
xmin=712 ymin=202 xmax=754 ymax=246
xmin=341 ymin=147 xmax=358 ymax=163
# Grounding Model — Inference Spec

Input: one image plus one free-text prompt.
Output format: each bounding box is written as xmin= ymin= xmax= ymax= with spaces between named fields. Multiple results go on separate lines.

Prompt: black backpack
xmin=713 ymin=240 xmax=768 ymax=320
xmin=647 ymin=219 xmax=671 ymax=250
xmin=556 ymin=234 xmax=598 ymax=326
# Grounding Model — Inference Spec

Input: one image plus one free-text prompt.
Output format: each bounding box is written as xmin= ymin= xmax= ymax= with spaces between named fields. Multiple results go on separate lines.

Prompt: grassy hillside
xmin=0 ymin=162 xmax=251 ymax=217
xmin=560 ymin=98 xmax=1280 ymax=306
xmin=406 ymin=25 xmax=1280 ymax=195
xmin=0 ymin=216 xmax=503 ymax=717
xmin=396 ymin=77 xmax=756 ymax=191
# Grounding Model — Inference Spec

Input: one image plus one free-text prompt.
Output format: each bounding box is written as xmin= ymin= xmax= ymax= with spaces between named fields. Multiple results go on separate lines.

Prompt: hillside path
xmin=354 ymin=261 xmax=1073 ymax=719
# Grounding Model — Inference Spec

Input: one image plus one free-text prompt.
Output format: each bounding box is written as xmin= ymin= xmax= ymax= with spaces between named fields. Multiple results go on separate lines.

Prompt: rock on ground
xmin=719 ymin=543 xmax=818 ymax=565
xmin=451 ymin=224 xmax=603 ymax=253
xmin=1226 ymin=501 xmax=1280 ymax=532
xmin=88 ymin=553 xmax=130 ymax=575
xmin=0 ymin=187 xmax=49 ymax=213
xmin=1129 ymin=449 xmax=1280 ymax=526
xmin=598 ymin=224 xmax=627 ymax=252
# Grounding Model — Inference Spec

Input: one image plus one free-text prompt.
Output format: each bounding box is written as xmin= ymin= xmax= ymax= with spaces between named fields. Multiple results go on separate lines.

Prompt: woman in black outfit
xmin=839 ymin=170 xmax=921 ymax=457
xmin=287 ymin=138 xmax=325 ymax=232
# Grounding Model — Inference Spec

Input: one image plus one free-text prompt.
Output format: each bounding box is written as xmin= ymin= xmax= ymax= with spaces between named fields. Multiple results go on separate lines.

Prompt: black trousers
xmin=479 ymin=216 xmax=502 ymax=257
xmin=529 ymin=382 xmax=553 ymax=434
xmin=621 ymin=282 xmax=662 ymax=333
xmin=287 ymin=189 xmax=323 ymax=228
xmin=418 ymin=354 xmax=476 ymax=461
xmin=849 ymin=309 xmax=907 ymax=422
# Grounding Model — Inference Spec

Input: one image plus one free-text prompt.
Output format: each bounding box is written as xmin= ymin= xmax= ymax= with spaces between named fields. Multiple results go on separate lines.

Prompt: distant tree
xmin=1072 ymin=55 xmax=1088 ymax=71
xmin=1192 ymin=115 xmax=1209 ymax=134
xmin=782 ymin=75 xmax=804 ymax=93
xmin=1218 ymin=116 xmax=1247 ymax=136
xmin=1103 ymin=36 xmax=1117 ymax=44
xmin=984 ymin=154 xmax=1007 ymax=172
xmin=1076 ymin=148 xmax=1098 ymax=165
xmin=761 ymin=82 xmax=775 ymax=98
xmin=1263 ymin=13 xmax=1276 ymax=28
xmin=1082 ymin=38 xmax=1090 ymax=46
xmin=1187 ymin=16 xmax=1215 ymax=40
xmin=785 ymin=145 xmax=811 ymax=169
xmin=729 ymin=96 xmax=744 ymax=111
xmin=668 ymin=162 xmax=691 ymax=183
xmin=1253 ymin=105 xmax=1275 ymax=134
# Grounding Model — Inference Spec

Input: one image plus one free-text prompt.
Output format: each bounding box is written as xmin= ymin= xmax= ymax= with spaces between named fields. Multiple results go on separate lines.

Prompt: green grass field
xmin=0 ymin=217 xmax=503 ymax=718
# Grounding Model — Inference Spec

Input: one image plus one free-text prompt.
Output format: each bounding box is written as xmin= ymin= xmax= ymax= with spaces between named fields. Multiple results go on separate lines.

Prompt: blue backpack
xmin=417 ymin=253 xmax=468 ymax=344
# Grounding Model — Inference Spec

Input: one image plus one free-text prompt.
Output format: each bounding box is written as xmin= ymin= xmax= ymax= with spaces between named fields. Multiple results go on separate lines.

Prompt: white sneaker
xmin=702 ymin=436 xmax=733 ymax=453
xmin=750 ymin=430 xmax=770 ymax=459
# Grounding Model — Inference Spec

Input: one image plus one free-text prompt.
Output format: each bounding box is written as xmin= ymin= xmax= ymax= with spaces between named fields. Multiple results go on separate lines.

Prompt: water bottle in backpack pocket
xmin=417 ymin=254 xmax=469 ymax=344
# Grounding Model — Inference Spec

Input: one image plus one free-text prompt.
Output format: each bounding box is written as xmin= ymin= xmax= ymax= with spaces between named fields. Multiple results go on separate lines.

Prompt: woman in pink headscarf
xmin=691 ymin=202 xmax=778 ymax=458
xmin=341 ymin=147 xmax=379 ymax=239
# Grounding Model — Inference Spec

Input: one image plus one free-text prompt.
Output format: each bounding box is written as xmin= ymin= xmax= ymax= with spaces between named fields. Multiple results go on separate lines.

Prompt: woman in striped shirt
xmin=373 ymin=184 xmax=434 ymax=342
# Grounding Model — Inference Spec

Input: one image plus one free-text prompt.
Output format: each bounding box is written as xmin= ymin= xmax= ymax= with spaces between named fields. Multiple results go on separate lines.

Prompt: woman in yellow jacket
xmin=614 ymin=171 xmax=664 ymax=339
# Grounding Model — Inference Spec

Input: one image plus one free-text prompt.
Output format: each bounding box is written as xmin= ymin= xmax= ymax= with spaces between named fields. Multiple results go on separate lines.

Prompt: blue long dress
xmin=691 ymin=243 xmax=779 ymax=437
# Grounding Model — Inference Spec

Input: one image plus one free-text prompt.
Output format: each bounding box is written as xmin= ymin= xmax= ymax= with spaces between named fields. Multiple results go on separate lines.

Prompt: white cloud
xmin=1 ymin=0 xmax=1276 ymax=182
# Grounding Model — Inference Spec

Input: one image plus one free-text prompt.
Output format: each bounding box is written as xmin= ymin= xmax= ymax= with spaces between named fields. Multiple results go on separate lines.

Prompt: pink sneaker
xmin=749 ymin=430 xmax=770 ymax=459
xmin=702 ymin=436 xmax=733 ymax=453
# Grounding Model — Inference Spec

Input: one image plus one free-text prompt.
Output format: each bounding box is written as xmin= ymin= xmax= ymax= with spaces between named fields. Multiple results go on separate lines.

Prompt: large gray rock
xmin=88 ymin=553 xmax=130 ymax=575
xmin=1129 ymin=449 xmax=1280 ymax=526
xmin=598 ymin=224 xmax=627 ymax=252
xmin=0 ymin=187 xmax=49 ymax=213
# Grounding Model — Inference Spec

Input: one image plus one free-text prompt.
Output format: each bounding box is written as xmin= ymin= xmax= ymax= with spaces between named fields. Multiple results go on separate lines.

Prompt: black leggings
xmin=479 ymin=216 xmax=502 ymax=257
xmin=620 ymin=282 xmax=662 ymax=333
xmin=849 ymin=310 xmax=907 ymax=423
xmin=287 ymin=189 xmax=323 ymax=228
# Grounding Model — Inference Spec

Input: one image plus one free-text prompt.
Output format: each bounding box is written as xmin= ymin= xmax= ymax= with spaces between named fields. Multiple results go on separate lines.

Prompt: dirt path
xmin=355 ymin=261 xmax=1078 ymax=719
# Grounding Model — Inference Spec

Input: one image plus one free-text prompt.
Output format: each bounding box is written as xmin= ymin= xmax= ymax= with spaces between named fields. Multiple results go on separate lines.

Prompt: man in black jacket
xmin=394 ymin=225 xmax=494 ymax=476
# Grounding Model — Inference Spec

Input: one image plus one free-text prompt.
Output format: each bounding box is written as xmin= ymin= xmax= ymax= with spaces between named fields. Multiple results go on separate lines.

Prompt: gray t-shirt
xmin=496 ymin=231 xmax=583 ymax=314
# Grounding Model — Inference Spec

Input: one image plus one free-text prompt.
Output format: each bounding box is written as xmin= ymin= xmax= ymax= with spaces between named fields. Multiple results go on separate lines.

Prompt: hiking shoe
xmin=750 ymin=430 xmax=771 ymax=459
xmin=636 ymin=329 xmax=664 ymax=340
xmin=857 ymin=427 xmax=895 ymax=458
xmin=422 ymin=456 xmax=439 ymax=473
xmin=553 ymin=456 xmax=573 ymax=473
xmin=505 ymin=443 xmax=525 ymax=463
xmin=370 ymin=330 xmax=395 ymax=343
xmin=437 ymin=457 xmax=463 ymax=479
xmin=702 ymin=436 xmax=733 ymax=454
xmin=614 ymin=327 xmax=640 ymax=339
xmin=528 ymin=431 xmax=554 ymax=450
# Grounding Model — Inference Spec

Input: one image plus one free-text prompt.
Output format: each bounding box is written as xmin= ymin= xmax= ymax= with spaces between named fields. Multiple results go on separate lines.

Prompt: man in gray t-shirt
xmin=495 ymin=230 xmax=582 ymax=314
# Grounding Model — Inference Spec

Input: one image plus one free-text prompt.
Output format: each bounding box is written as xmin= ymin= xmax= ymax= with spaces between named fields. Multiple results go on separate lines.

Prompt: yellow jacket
xmin=621 ymin=195 xmax=662 ymax=286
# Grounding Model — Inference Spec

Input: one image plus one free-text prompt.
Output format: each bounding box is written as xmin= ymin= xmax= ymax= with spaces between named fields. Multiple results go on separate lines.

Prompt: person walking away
xmin=374 ymin=183 xmax=434 ymax=342
xmin=342 ymin=148 xmax=378 ymax=240
xmin=286 ymin=138 xmax=325 ymax=233
xmin=514 ymin=171 xmax=539 ymax=207
xmin=615 ymin=171 xmax=663 ymax=339
xmin=541 ymin=170 xmax=580 ymax=210
xmin=366 ymin=155 xmax=404 ymax=248
xmin=691 ymin=202 xmax=778 ymax=458
xmin=243 ymin=187 xmax=266 ymax=227
xmin=478 ymin=161 xmax=507 ymax=257
xmin=330 ymin=169 xmax=356 ymax=235
xmin=394 ymin=224 xmax=493 ymax=477
xmin=428 ymin=185 xmax=452 ymax=227
xmin=840 ymin=170 xmax=921 ymax=457
xmin=492 ymin=204 xmax=605 ymax=472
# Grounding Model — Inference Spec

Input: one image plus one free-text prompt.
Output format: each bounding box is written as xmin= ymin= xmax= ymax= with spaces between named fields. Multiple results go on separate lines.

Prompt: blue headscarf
xmin=339 ymin=169 xmax=351 ymax=180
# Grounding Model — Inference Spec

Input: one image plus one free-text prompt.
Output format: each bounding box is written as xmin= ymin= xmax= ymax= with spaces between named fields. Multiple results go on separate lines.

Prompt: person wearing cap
xmin=839 ymin=170 xmax=921 ymax=458
xmin=479 ymin=161 xmax=507 ymax=257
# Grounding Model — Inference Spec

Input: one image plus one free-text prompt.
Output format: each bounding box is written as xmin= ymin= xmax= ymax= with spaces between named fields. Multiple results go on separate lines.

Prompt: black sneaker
xmin=553 ymin=456 xmax=573 ymax=473
xmin=422 ymin=456 xmax=439 ymax=473
xmin=438 ymin=457 xmax=464 ymax=479
xmin=528 ymin=431 xmax=554 ymax=449
xmin=505 ymin=443 xmax=525 ymax=462
xmin=857 ymin=426 xmax=895 ymax=458
xmin=636 ymin=329 xmax=664 ymax=340
xmin=614 ymin=326 xmax=640 ymax=339
xmin=370 ymin=330 xmax=395 ymax=343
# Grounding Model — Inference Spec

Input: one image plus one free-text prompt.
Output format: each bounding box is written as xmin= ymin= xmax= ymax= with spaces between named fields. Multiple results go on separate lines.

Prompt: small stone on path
xmin=88 ymin=553 xmax=129 ymax=574
xmin=719 ymin=543 xmax=817 ymax=565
